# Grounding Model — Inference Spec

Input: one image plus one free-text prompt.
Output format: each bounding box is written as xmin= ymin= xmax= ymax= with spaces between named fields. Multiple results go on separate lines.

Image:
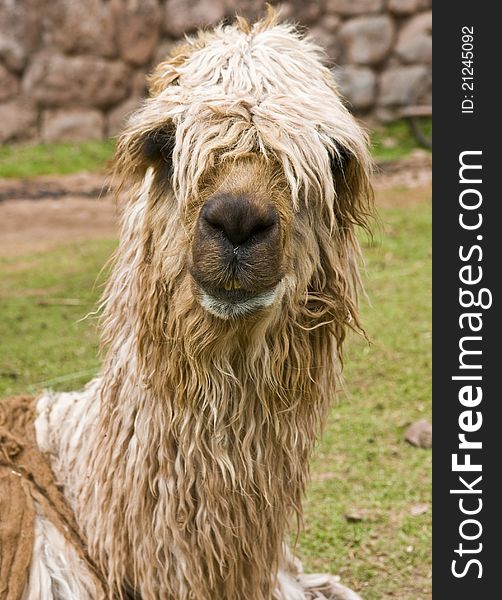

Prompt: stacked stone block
xmin=0 ymin=0 xmax=432 ymax=144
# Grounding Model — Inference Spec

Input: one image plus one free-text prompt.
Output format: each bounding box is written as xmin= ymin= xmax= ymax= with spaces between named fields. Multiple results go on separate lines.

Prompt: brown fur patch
xmin=0 ymin=396 xmax=108 ymax=599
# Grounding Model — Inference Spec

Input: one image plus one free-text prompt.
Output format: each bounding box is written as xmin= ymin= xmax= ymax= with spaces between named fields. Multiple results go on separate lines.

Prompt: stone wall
xmin=0 ymin=0 xmax=432 ymax=144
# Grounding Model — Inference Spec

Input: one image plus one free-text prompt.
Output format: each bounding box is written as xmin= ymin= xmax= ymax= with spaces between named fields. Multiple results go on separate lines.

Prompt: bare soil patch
xmin=0 ymin=196 xmax=117 ymax=257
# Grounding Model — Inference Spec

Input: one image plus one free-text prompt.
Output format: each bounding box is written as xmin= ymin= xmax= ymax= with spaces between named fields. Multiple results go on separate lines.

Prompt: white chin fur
xmin=200 ymin=282 xmax=284 ymax=320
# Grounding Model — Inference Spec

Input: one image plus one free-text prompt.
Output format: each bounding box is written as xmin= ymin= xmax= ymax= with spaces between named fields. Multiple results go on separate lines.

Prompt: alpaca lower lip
xmin=198 ymin=284 xmax=282 ymax=319
xmin=209 ymin=287 xmax=260 ymax=303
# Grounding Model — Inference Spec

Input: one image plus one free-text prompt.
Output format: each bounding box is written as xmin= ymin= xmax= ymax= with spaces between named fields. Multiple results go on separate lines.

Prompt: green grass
xmin=0 ymin=140 xmax=116 ymax=179
xmin=0 ymin=200 xmax=431 ymax=598
xmin=0 ymin=239 xmax=117 ymax=393
xmin=0 ymin=120 xmax=431 ymax=179
xmin=370 ymin=118 xmax=432 ymax=163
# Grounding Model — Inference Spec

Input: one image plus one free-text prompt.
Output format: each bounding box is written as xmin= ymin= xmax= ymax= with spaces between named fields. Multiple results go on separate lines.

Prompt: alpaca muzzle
xmin=191 ymin=193 xmax=285 ymax=318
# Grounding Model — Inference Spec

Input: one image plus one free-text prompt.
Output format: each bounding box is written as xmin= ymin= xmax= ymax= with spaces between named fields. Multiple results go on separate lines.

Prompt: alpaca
xmin=10 ymin=10 xmax=373 ymax=600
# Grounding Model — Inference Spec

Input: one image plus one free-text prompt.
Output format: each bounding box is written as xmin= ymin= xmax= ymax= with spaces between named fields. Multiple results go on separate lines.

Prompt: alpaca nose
xmin=201 ymin=194 xmax=277 ymax=247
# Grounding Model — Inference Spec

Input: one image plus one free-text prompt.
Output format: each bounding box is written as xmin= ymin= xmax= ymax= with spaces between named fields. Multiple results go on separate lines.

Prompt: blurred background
xmin=0 ymin=0 xmax=431 ymax=144
xmin=0 ymin=2 xmax=431 ymax=598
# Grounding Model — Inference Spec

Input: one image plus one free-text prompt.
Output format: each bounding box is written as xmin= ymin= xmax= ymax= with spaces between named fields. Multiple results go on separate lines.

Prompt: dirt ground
xmin=0 ymin=152 xmax=431 ymax=257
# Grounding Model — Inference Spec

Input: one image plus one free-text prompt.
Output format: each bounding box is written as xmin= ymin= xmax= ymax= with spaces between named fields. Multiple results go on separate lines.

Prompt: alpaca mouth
xmin=198 ymin=283 xmax=282 ymax=319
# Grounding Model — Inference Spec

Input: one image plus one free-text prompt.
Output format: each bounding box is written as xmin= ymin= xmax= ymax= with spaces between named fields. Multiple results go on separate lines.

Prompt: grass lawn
xmin=0 ymin=119 xmax=431 ymax=179
xmin=0 ymin=195 xmax=431 ymax=598
xmin=0 ymin=140 xmax=116 ymax=179
xmin=370 ymin=119 xmax=432 ymax=163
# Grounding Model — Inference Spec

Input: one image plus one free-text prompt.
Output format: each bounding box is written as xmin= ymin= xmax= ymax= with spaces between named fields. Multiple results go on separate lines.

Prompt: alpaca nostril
xmin=201 ymin=194 xmax=277 ymax=247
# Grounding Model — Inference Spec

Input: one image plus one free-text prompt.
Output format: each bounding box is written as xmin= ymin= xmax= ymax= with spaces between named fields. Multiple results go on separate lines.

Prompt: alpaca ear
xmin=330 ymin=143 xmax=351 ymax=172
xmin=113 ymin=42 xmax=192 ymax=182
xmin=113 ymin=122 xmax=176 ymax=186
xmin=330 ymin=142 xmax=373 ymax=233
xmin=141 ymin=126 xmax=176 ymax=172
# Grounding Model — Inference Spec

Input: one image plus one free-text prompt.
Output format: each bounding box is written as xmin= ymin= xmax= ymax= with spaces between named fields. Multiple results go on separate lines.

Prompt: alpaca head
xmin=112 ymin=9 xmax=373 ymax=355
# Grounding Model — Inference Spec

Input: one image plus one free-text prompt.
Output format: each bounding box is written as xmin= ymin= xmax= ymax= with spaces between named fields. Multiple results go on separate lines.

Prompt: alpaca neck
xmin=60 ymin=325 xmax=333 ymax=600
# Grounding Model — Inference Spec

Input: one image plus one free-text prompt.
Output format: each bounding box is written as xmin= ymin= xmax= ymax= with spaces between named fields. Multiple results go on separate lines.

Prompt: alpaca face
xmin=113 ymin=15 xmax=373 ymax=328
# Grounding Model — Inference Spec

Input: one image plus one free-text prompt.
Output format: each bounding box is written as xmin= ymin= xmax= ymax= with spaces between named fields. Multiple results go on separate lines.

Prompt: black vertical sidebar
xmin=434 ymin=3 xmax=500 ymax=597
